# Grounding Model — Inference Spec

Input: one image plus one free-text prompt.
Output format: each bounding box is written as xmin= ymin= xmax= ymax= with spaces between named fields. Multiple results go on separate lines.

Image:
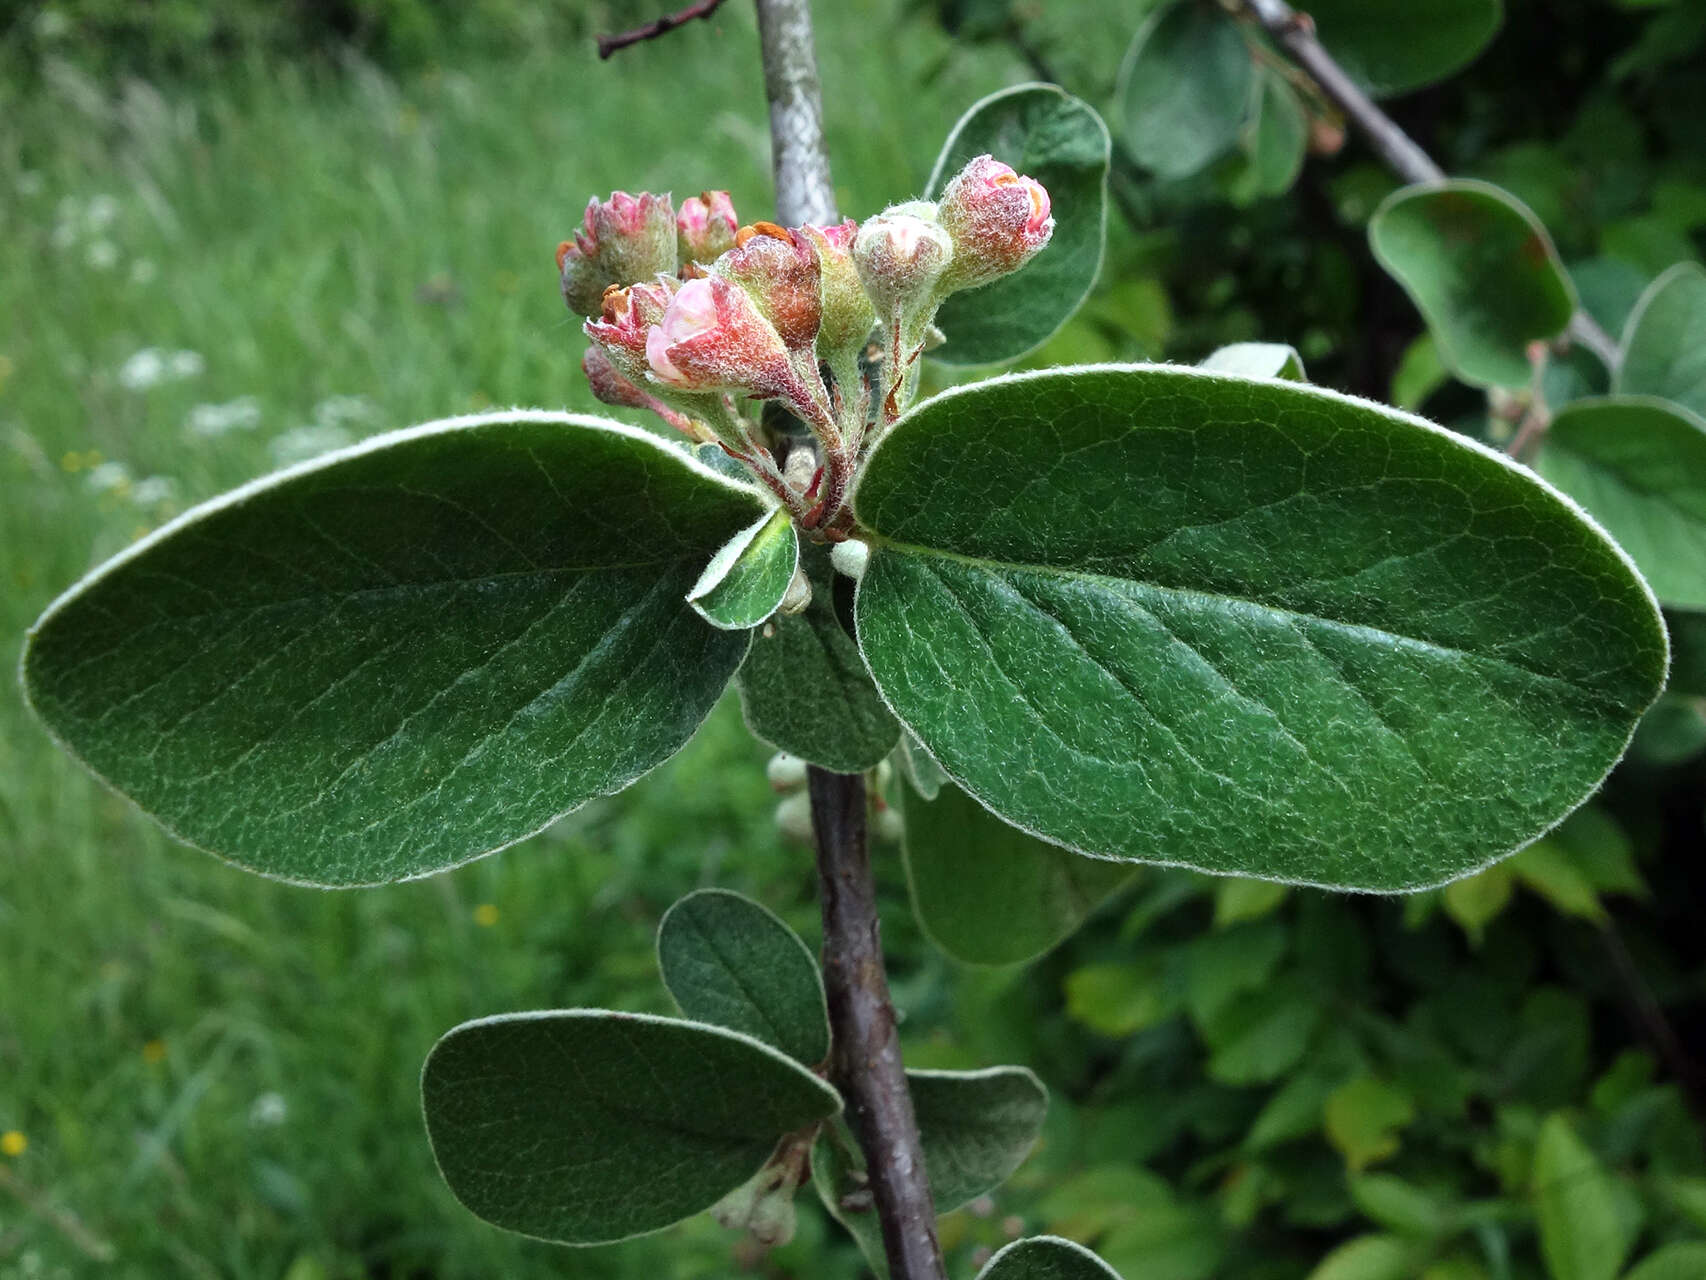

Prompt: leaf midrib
xmin=870 ymin=538 xmax=1627 ymax=706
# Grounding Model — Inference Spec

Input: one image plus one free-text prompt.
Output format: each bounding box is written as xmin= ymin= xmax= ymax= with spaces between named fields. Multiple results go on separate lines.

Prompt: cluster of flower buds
xmin=557 ymin=156 xmax=1052 ymax=525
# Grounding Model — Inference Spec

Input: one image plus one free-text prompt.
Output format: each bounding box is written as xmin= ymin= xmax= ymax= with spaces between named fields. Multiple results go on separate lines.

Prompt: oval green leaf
xmin=1624 ymin=1243 xmax=1706 ymax=1280
xmin=1230 ymin=68 xmax=1307 ymax=201
xmin=910 ymin=1066 xmax=1049 ymax=1212
xmin=21 ymin=412 xmax=762 ymax=886
xmin=1532 ymin=1113 xmax=1639 ymax=1280
xmin=1615 ymin=262 xmax=1706 ymax=417
xmin=687 ymin=506 xmax=799 ymax=630
xmin=1117 ymin=2 xmax=1255 ymax=181
xmin=925 ymin=83 xmax=1111 ymax=366
xmin=1370 ymin=180 xmax=1576 ymax=389
xmin=903 ymin=782 xmax=1134 ymax=966
xmin=1200 ymin=341 xmax=1305 ymax=382
xmin=735 ymin=542 xmax=899 ymax=772
xmin=421 ymin=1009 xmax=840 ymax=1245
xmin=1304 ymin=0 xmax=1503 ymax=97
xmin=1533 ymin=396 xmax=1706 ymax=608
xmin=852 ymin=365 xmax=1665 ymax=891
xmin=978 ymin=1236 xmax=1124 ymax=1280
xmin=657 ymin=888 xmax=829 ymax=1066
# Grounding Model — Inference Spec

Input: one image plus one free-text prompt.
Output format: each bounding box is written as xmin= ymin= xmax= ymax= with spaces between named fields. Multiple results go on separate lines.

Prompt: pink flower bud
xmin=557 ymin=191 xmax=677 ymax=317
xmin=583 ymin=276 xmax=679 ymax=383
xmin=677 ymin=191 xmax=738 ymax=265
xmin=645 ymin=275 xmax=794 ymax=398
xmin=937 ymin=155 xmax=1053 ymax=289
xmin=853 ymin=204 xmax=954 ymax=324
xmin=802 ymin=219 xmax=877 ymax=363
xmin=581 ymin=346 xmax=699 ymax=437
xmin=715 ymin=222 xmax=822 ymax=351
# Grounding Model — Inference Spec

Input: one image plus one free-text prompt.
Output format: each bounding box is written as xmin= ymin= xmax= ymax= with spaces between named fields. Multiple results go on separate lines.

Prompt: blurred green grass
xmin=0 ymin=7 xmax=1028 ymax=1275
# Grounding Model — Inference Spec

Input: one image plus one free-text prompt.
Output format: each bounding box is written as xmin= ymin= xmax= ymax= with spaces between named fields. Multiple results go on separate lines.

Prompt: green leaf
xmin=1533 ymin=396 xmax=1706 ymax=608
xmin=1304 ymin=0 xmax=1503 ymax=97
xmin=1231 ymin=69 xmax=1308 ymax=201
xmin=852 ymin=366 xmax=1664 ymax=891
xmin=1349 ymin=1173 xmax=1451 ymax=1237
xmin=1181 ymin=920 xmax=1287 ymax=1024
xmin=1202 ymin=988 xmax=1320 ymax=1085
xmin=1616 ymin=263 xmax=1706 ymax=417
xmin=1324 ymin=1077 xmax=1416 ymax=1172
xmin=1623 ymin=1244 xmax=1706 ymax=1280
xmin=656 ymin=889 xmax=829 ymax=1067
xmin=420 ymin=1009 xmax=840 ymax=1245
xmin=1098 ymin=1201 xmax=1225 ymax=1280
xmin=896 ymin=730 xmax=949 ymax=800
xmin=735 ymin=541 xmax=898 ymax=773
xmin=910 ymin=1066 xmax=1049 ymax=1211
xmin=22 ymin=412 xmax=762 ymax=886
xmin=1117 ymin=2 xmax=1255 ymax=181
xmin=1441 ymin=861 xmax=1516 ymax=944
xmin=1532 ymin=1113 xmax=1639 ymax=1280
xmin=1200 ymin=342 xmax=1305 ymax=381
xmin=1305 ymin=1235 xmax=1417 ymax=1280
xmin=810 ymin=1120 xmax=889 ymax=1276
xmin=926 ymin=82 xmax=1111 ymax=366
xmin=687 ymin=507 xmax=799 ymax=630
xmin=1245 ymin=1071 xmax=1335 ymax=1151
xmin=1370 ymin=181 xmax=1576 ymax=388
xmin=1392 ymin=333 xmax=1450 ymax=411
xmin=1213 ymin=877 xmax=1290 ymax=926
xmin=1066 ymin=959 xmax=1173 ymax=1037
xmin=978 ymin=1237 xmax=1124 ymax=1280
xmin=1509 ymin=840 xmax=1607 ymax=922
xmin=903 ymin=782 xmax=1134 ymax=966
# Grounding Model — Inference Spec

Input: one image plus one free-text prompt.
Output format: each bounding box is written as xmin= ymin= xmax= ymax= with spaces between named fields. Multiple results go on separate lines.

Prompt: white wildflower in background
xmin=129 ymin=259 xmax=157 ymax=285
xmin=312 ymin=394 xmax=376 ymax=428
xmin=130 ymin=476 xmax=177 ymax=506
xmin=16 ymin=171 xmax=44 ymax=198
xmin=85 ymin=240 xmax=118 ymax=271
xmin=269 ymin=424 xmax=353 ymax=466
xmin=186 ymin=396 xmax=262 ymax=438
xmin=84 ymin=194 xmax=118 ymax=229
xmin=249 ymin=1092 xmax=289 ymax=1128
xmin=118 ymin=347 xmax=203 ymax=391
xmin=85 ymin=460 xmax=131 ymax=494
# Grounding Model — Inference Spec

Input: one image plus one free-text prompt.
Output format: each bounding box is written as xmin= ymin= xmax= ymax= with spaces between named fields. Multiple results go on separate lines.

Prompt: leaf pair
xmin=424 ymin=889 xmax=1049 ymax=1247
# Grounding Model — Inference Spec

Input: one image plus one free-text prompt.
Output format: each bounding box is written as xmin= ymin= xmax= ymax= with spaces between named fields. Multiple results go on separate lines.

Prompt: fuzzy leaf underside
xmin=926 ymin=82 xmax=1111 ymax=366
xmin=903 ymin=782 xmax=1134 ymax=966
xmin=657 ymin=889 xmax=830 ymax=1066
xmin=22 ymin=412 xmax=761 ymax=885
xmin=421 ymin=1010 xmax=840 ymax=1245
xmin=852 ymin=365 xmax=1665 ymax=891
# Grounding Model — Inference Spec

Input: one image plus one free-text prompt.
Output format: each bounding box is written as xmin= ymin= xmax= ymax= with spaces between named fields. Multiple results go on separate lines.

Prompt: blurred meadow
xmin=3 ymin=2 xmax=1705 ymax=1279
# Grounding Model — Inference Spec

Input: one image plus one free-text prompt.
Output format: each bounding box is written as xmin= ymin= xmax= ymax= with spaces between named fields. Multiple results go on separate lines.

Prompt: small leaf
xmin=1324 ymin=1077 xmax=1416 ymax=1172
xmin=910 ymin=1066 xmax=1049 ymax=1211
xmin=1098 ymin=1200 xmax=1225 ymax=1280
xmin=1244 ymin=1071 xmax=1335 ymax=1151
xmin=1303 ymin=0 xmax=1503 ymax=97
xmin=1200 ymin=342 xmax=1305 ymax=381
xmin=421 ymin=1010 xmax=840 ymax=1245
xmin=1391 ymin=333 xmax=1449 ymax=411
xmin=1117 ymin=2 xmax=1255 ymax=181
xmin=1305 ymin=1235 xmax=1416 ymax=1280
xmin=1532 ymin=1113 xmax=1639 ymax=1280
xmin=657 ymin=889 xmax=829 ymax=1066
xmin=1066 ymin=960 xmax=1173 ymax=1037
xmin=1624 ymin=1243 xmax=1706 ymax=1280
xmin=896 ymin=730 xmax=949 ymax=800
xmin=978 ymin=1236 xmax=1124 ymax=1280
xmin=1533 ymin=396 xmax=1706 ymax=609
xmin=1441 ymin=861 xmax=1516 ymax=944
xmin=926 ymin=82 xmax=1111 ymax=366
xmin=22 ymin=412 xmax=762 ymax=886
xmin=810 ymin=1120 xmax=889 ymax=1276
xmin=735 ymin=541 xmax=899 ymax=772
xmin=1370 ymin=181 xmax=1576 ymax=388
xmin=1232 ymin=69 xmax=1308 ymax=200
xmin=903 ymin=782 xmax=1134 ymax=966
xmin=1509 ymin=840 xmax=1606 ymax=922
xmin=1203 ymin=989 xmax=1320 ymax=1085
xmin=1616 ymin=263 xmax=1706 ymax=417
xmin=687 ymin=507 xmax=800 ymax=630
xmin=1181 ymin=920 xmax=1287 ymax=1024
xmin=852 ymin=366 xmax=1664 ymax=891
xmin=1213 ymin=877 xmax=1290 ymax=926
xmin=1349 ymin=1173 xmax=1451 ymax=1237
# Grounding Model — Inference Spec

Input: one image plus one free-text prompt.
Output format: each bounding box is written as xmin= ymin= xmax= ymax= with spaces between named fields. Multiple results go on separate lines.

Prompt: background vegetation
xmin=1 ymin=1 xmax=1701 ymax=1277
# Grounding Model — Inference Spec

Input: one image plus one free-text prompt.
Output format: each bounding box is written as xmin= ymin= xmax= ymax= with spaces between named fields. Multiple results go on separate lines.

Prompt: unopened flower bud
xmin=580 ymin=347 xmax=700 ymax=438
xmin=803 ymin=219 xmax=878 ymax=368
xmin=645 ymin=275 xmax=796 ymax=399
xmin=778 ymin=565 xmax=812 ymax=615
xmin=558 ymin=191 xmax=677 ymax=317
xmin=937 ymin=155 xmax=1053 ymax=291
xmin=854 ymin=203 xmax=953 ymax=325
xmin=830 ymin=538 xmax=870 ymax=581
xmin=716 ymin=223 xmax=822 ymax=351
xmin=776 ymin=792 xmax=814 ymax=843
xmin=584 ymin=276 xmax=679 ymax=384
xmin=678 ymin=191 xmax=738 ymax=265
xmin=767 ymin=752 xmax=808 ymax=792
xmin=874 ymin=806 xmax=904 ymax=844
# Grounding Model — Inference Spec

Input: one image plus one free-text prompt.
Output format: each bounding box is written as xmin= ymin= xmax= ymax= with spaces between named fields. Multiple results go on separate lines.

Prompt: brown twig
xmin=596 ymin=0 xmax=728 ymax=59
xmin=809 ymin=766 xmax=947 ymax=1280
xmin=1235 ymin=0 xmax=1620 ymax=368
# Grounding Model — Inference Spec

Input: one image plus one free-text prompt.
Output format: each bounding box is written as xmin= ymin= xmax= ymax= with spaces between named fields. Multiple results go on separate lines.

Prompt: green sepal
xmin=420 ymin=1009 xmax=840 ymax=1246
xmin=657 ymin=888 xmax=830 ymax=1067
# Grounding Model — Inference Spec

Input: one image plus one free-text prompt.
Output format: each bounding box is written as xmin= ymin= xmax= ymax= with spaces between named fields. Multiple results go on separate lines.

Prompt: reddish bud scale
xmin=583 ymin=277 xmax=679 ymax=384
